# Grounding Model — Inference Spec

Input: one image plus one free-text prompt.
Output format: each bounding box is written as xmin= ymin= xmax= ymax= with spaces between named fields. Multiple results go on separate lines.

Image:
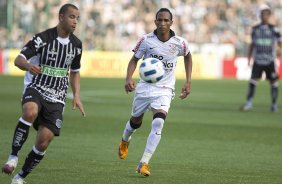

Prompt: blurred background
xmin=0 ymin=0 xmax=281 ymax=79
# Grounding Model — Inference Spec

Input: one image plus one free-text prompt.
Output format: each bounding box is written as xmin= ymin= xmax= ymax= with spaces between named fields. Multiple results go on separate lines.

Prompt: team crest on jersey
xmin=169 ymin=44 xmax=177 ymax=54
xmin=65 ymin=50 xmax=75 ymax=65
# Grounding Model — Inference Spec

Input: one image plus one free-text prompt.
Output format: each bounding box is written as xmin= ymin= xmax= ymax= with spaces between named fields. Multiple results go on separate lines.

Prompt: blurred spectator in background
xmin=0 ymin=0 xmax=281 ymax=57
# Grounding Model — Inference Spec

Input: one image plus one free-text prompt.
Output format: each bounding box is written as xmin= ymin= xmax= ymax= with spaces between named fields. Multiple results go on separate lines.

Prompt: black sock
xmin=19 ymin=148 xmax=45 ymax=178
xmin=247 ymin=81 xmax=256 ymax=101
xmin=11 ymin=120 xmax=31 ymax=156
xmin=271 ymin=86 xmax=278 ymax=104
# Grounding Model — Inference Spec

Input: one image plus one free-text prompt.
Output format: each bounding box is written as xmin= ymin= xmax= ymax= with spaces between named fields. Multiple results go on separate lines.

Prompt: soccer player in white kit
xmin=118 ymin=8 xmax=192 ymax=176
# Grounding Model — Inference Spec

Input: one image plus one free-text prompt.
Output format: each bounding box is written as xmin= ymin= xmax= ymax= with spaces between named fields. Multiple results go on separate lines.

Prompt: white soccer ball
xmin=139 ymin=58 xmax=165 ymax=83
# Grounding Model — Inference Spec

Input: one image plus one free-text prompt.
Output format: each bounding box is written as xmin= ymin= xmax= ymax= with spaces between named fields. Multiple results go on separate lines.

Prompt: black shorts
xmin=251 ymin=62 xmax=279 ymax=81
xmin=22 ymin=88 xmax=64 ymax=136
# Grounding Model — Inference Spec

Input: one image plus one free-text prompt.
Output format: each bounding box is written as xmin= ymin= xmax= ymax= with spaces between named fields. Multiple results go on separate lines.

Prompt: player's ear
xmin=59 ymin=14 xmax=64 ymax=22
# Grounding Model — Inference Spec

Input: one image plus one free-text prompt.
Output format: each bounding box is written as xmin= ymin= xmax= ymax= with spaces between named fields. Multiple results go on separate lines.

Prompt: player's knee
xmin=22 ymin=110 xmax=37 ymax=122
xmin=152 ymin=112 xmax=166 ymax=135
xmin=22 ymin=104 xmax=38 ymax=122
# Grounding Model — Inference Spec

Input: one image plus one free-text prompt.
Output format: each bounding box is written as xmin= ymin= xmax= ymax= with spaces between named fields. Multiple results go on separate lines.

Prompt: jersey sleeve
xmin=70 ymin=44 xmax=82 ymax=72
xmin=178 ymin=38 xmax=190 ymax=56
xmin=132 ymin=36 xmax=147 ymax=59
xmin=20 ymin=34 xmax=46 ymax=60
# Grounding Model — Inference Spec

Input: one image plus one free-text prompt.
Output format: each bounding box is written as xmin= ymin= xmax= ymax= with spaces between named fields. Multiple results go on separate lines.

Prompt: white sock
xmin=141 ymin=118 xmax=164 ymax=164
xmin=122 ymin=121 xmax=136 ymax=142
xmin=140 ymin=152 xmax=152 ymax=164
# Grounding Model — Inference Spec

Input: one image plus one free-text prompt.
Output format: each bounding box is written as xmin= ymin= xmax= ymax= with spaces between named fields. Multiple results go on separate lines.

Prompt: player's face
xmin=59 ymin=7 xmax=80 ymax=33
xmin=260 ymin=10 xmax=271 ymax=23
xmin=155 ymin=12 xmax=173 ymax=34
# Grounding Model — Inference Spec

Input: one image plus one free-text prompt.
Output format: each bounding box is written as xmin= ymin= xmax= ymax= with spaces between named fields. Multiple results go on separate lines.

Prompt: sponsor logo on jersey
xmin=41 ymin=65 xmax=68 ymax=77
xmin=36 ymin=84 xmax=66 ymax=99
xmin=150 ymin=54 xmax=174 ymax=69
xmin=163 ymin=60 xmax=174 ymax=69
xmin=150 ymin=54 xmax=163 ymax=60
xmin=256 ymin=38 xmax=272 ymax=46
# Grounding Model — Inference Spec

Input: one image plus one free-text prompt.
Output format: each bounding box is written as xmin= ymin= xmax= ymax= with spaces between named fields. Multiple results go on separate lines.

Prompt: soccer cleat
xmin=271 ymin=104 xmax=278 ymax=112
xmin=241 ymin=102 xmax=253 ymax=111
xmin=11 ymin=174 xmax=25 ymax=184
xmin=2 ymin=155 xmax=18 ymax=175
xmin=118 ymin=139 xmax=129 ymax=159
xmin=136 ymin=162 xmax=151 ymax=177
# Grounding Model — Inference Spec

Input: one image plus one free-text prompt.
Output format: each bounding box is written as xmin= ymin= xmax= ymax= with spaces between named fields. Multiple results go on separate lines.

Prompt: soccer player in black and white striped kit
xmin=2 ymin=4 xmax=85 ymax=184
xmin=243 ymin=4 xmax=282 ymax=112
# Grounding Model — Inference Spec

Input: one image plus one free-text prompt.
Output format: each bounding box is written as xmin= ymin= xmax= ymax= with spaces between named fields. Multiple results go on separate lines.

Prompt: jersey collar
xmin=153 ymin=29 xmax=175 ymax=42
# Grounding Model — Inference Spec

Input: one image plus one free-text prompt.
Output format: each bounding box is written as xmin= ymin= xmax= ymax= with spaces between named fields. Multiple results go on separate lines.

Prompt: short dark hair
xmin=59 ymin=3 xmax=78 ymax=15
xmin=156 ymin=8 xmax=173 ymax=21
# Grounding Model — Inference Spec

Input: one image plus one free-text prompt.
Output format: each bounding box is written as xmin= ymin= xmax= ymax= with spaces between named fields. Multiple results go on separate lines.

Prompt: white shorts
xmin=131 ymin=82 xmax=174 ymax=117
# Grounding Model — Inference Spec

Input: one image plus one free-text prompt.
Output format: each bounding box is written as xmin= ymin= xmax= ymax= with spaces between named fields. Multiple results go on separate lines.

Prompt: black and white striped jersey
xmin=20 ymin=27 xmax=82 ymax=104
xmin=251 ymin=24 xmax=282 ymax=65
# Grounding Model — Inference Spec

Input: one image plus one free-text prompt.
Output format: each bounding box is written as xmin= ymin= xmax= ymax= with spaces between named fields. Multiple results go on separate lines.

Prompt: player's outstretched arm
xmin=14 ymin=55 xmax=41 ymax=75
xmin=70 ymin=71 xmax=86 ymax=117
xmin=180 ymin=52 xmax=192 ymax=99
xmin=125 ymin=56 xmax=139 ymax=93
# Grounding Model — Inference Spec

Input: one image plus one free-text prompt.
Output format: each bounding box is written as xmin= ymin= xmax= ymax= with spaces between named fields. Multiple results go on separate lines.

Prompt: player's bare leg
xmin=137 ymin=109 xmax=167 ymax=176
xmin=12 ymin=125 xmax=54 ymax=183
xmin=2 ymin=102 xmax=38 ymax=175
xmin=119 ymin=114 xmax=144 ymax=159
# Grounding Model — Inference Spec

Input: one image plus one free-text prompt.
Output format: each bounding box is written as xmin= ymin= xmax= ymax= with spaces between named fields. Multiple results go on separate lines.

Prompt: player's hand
xmin=28 ymin=64 xmax=41 ymax=75
xmin=72 ymin=96 xmax=86 ymax=117
xmin=179 ymin=82 xmax=191 ymax=99
xmin=124 ymin=78 xmax=136 ymax=93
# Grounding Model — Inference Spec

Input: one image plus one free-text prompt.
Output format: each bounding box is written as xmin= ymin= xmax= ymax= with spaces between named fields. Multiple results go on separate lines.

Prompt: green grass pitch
xmin=0 ymin=76 xmax=281 ymax=184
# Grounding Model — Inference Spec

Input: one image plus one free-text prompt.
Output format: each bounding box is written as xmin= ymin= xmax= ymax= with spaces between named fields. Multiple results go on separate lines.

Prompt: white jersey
xmin=133 ymin=30 xmax=190 ymax=90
